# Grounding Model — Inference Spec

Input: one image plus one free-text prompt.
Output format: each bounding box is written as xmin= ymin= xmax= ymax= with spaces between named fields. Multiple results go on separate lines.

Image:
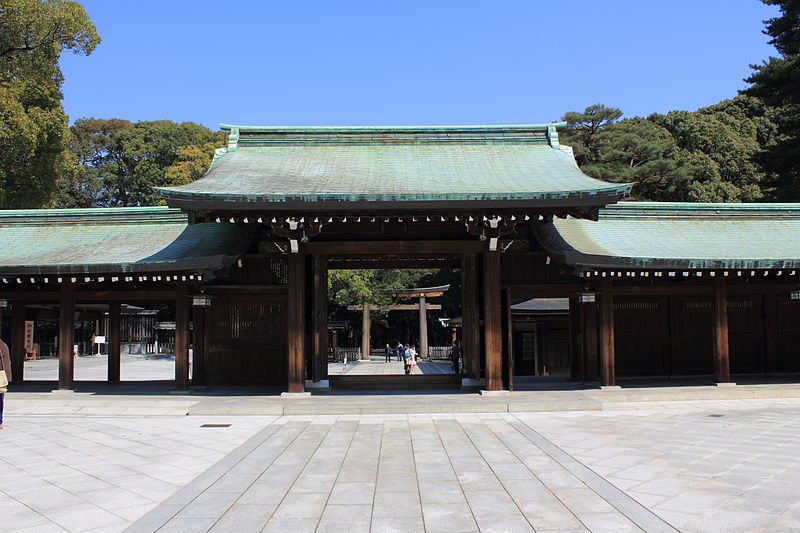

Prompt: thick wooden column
xmin=108 ymin=302 xmax=121 ymax=383
xmin=598 ymin=278 xmax=616 ymax=387
xmin=311 ymin=255 xmax=328 ymax=382
xmin=191 ymin=305 xmax=206 ymax=386
xmin=10 ymin=302 xmax=25 ymax=382
xmin=418 ymin=295 xmax=428 ymax=359
xmin=462 ymin=254 xmax=480 ymax=380
xmin=712 ymin=276 xmax=731 ymax=383
xmin=174 ymin=284 xmax=190 ymax=391
xmin=763 ymin=292 xmax=777 ymax=375
xmin=58 ymin=282 xmax=75 ymax=390
xmin=483 ymin=252 xmax=502 ymax=391
xmin=581 ymin=296 xmax=599 ymax=382
xmin=501 ymin=287 xmax=514 ymax=391
xmin=361 ymin=302 xmax=371 ymax=360
xmin=287 ymin=253 xmax=306 ymax=393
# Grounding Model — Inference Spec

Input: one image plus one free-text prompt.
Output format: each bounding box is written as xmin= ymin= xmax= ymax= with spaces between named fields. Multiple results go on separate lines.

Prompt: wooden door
xmin=205 ymin=294 xmax=288 ymax=385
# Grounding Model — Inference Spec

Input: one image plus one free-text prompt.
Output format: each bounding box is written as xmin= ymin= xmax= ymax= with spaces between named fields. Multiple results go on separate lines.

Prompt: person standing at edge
xmin=384 ymin=343 xmax=393 ymax=363
xmin=0 ymin=337 xmax=11 ymax=429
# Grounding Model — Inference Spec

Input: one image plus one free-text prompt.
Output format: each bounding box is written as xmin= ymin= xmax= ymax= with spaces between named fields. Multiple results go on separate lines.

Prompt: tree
xmin=0 ymin=0 xmax=100 ymax=208
xmin=744 ymin=0 xmax=800 ymax=199
xmin=560 ymin=104 xmax=623 ymax=166
xmin=58 ymin=119 xmax=223 ymax=207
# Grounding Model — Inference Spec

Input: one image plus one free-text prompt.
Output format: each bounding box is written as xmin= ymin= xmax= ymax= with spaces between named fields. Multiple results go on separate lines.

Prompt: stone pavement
xmin=2 ymin=397 xmax=800 ymax=532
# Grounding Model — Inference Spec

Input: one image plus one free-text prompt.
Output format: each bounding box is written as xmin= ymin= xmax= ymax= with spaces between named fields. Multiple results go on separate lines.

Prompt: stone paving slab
xmin=3 ymin=400 xmax=800 ymax=531
xmin=7 ymin=383 xmax=800 ymax=417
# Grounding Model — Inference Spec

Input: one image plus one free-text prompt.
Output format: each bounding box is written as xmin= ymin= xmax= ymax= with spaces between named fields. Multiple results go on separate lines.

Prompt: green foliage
xmin=56 ymin=118 xmax=224 ymax=207
xmin=560 ymin=104 xmax=623 ymax=166
xmin=0 ymin=0 xmax=100 ymax=208
xmin=561 ymin=98 xmax=775 ymax=202
xmin=743 ymin=0 xmax=800 ymax=199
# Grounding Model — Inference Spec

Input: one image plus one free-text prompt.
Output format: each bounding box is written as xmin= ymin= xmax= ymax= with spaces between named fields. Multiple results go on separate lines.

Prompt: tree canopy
xmin=56 ymin=118 xmax=224 ymax=207
xmin=0 ymin=0 xmax=100 ymax=208
xmin=743 ymin=0 xmax=800 ymax=200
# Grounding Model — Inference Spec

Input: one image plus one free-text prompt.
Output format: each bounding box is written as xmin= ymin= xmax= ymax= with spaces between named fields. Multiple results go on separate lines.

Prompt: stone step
xmin=329 ymin=374 xmax=461 ymax=390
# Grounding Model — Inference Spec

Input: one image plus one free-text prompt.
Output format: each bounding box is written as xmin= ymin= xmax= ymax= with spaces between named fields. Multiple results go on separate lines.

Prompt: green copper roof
xmin=535 ymin=202 xmax=800 ymax=270
xmin=0 ymin=207 xmax=253 ymax=275
xmin=157 ymin=124 xmax=632 ymax=210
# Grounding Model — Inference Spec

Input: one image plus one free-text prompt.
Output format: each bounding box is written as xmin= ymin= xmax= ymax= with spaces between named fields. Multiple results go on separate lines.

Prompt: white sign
xmin=94 ymin=336 xmax=106 ymax=344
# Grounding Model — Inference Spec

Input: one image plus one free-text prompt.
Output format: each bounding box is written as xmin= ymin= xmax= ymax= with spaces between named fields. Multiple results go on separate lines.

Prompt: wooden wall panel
xmin=614 ymin=296 xmax=669 ymax=376
xmin=671 ymin=296 xmax=714 ymax=375
xmin=727 ymin=295 xmax=764 ymax=374
xmin=206 ymin=295 xmax=288 ymax=385
xmin=774 ymin=297 xmax=800 ymax=372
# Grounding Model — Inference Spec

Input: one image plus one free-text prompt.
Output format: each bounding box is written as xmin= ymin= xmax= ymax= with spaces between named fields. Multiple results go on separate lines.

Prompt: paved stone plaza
xmin=2 ymin=396 xmax=800 ymax=532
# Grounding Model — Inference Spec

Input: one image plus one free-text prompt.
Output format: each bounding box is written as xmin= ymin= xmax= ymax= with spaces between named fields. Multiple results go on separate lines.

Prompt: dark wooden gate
xmin=670 ymin=296 xmax=714 ymax=375
xmin=204 ymin=294 xmax=288 ymax=385
xmin=614 ymin=296 xmax=669 ymax=376
xmin=728 ymin=295 xmax=765 ymax=374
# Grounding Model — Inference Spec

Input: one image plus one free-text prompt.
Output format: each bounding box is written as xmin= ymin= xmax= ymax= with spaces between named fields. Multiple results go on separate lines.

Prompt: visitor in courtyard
xmin=396 ymin=342 xmax=404 ymax=362
xmin=403 ymin=345 xmax=412 ymax=375
xmin=384 ymin=343 xmax=392 ymax=363
xmin=0 ymin=337 xmax=11 ymax=429
xmin=410 ymin=345 xmax=418 ymax=372
xmin=341 ymin=351 xmax=348 ymax=374
xmin=451 ymin=340 xmax=462 ymax=374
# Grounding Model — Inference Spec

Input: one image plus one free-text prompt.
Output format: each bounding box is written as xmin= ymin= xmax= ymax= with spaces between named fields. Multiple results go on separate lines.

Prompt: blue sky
xmin=60 ymin=0 xmax=780 ymax=130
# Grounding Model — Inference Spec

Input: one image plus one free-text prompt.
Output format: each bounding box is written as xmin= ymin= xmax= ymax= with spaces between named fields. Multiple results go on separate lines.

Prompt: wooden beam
xmin=191 ymin=305 xmax=206 ymax=386
xmin=462 ymin=254 xmax=480 ymax=381
xmin=311 ymin=255 xmax=328 ymax=383
xmin=419 ymin=295 xmax=428 ymax=359
xmin=302 ymin=240 xmax=485 ymax=255
xmin=361 ymin=302 xmax=371 ymax=360
xmin=502 ymin=287 xmax=514 ymax=391
xmin=581 ymin=296 xmax=599 ymax=382
xmin=287 ymin=254 xmax=306 ymax=392
xmin=483 ymin=252 xmax=503 ymax=391
xmin=712 ymin=276 xmax=731 ymax=383
xmin=174 ymin=284 xmax=189 ymax=391
xmin=10 ymin=302 xmax=25 ymax=382
xmin=346 ymin=304 xmax=442 ymax=311
xmin=598 ymin=278 xmax=616 ymax=387
xmin=58 ymin=282 xmax=74 ymax=390
xmin=763 ymin=292 xmax=777 ymax=375
xmin=108 ymin=302 xmax=121 ymax=383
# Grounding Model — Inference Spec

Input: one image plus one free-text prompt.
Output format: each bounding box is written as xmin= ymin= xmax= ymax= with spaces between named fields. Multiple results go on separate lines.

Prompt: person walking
xmin=450 ymin=340 xmax=462 ymax=374
xmin=396 ymin=342 xmax=404 ymax=362
xmin=403 ymin=345 xmax=412 ymax=375
xmin=409 ymin=345 xmax=418 ymax=373
xmin=384 ymin=343 xmax=393 ymax=363
xmin=0 ymin=337 xmax=11 ymax=430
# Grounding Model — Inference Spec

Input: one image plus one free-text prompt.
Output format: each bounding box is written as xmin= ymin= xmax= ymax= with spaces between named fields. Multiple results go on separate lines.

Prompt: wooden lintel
xmin=346 ymin=304 xmax=442 ymax=311
xmin=301 ymin=240 xmax=485 ymax=255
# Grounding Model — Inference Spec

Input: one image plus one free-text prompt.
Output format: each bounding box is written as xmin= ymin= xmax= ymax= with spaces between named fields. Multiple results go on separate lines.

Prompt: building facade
xmin=0 ymin=124 xmax=798 ymax=392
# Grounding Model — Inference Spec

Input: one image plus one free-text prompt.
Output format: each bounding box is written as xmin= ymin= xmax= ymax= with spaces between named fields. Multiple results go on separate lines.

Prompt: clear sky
xmin=60 ymin=0 xmax=780 ymax=130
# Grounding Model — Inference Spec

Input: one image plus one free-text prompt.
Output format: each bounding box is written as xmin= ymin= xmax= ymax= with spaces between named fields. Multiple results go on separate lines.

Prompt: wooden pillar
xmin=191 ymin=305 xmax=206 ymax=386
xmin=10 ymin=302 xmax=25 ymax=382
xmin=287 ymin=253 xmax=306 ymax=392
xmin=418 ymin=295 xmax=428 ymax=359
xmin=502 ymin=287 xmax=514 ymax=391
xmin=58 ymin=282 xmax=75 ymax=390
xmin=361 ymin=301 xmax=371 ymax=360
xmin=763 ymin=292 xmax=777 ymax=375
xmin=483 ymin=252 xmax=502 ymax=391
xmin=174 ymin=284 xmax=190 ymax=391
xmin=581 ymin=296 xmax=599 ymax=382
xmin=712 ymin=276 xmax=731 ymax=383
xmin=462 ymin=254 xmax=480 ymax=380
xmin=598 ymin=278 xmax=616 ymax=387
xmin=311 ymin=255 xmax=328 ymax=382
xmin=108 ymin=302 xmax=121 ymax=383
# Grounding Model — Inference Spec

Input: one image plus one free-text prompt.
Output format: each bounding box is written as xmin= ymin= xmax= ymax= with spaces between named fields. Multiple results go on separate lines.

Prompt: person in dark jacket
xmin=0 ymin=338 xmax=11 ymax=429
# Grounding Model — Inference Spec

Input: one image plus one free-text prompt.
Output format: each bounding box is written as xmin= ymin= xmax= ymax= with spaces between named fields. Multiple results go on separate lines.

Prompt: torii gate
xmin=347 ymin=284 xmax=450 ymax=360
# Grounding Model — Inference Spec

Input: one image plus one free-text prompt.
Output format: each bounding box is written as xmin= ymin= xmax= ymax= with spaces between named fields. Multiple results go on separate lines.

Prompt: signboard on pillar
xmin=24 ymin=320 xmax=34 ymax=352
